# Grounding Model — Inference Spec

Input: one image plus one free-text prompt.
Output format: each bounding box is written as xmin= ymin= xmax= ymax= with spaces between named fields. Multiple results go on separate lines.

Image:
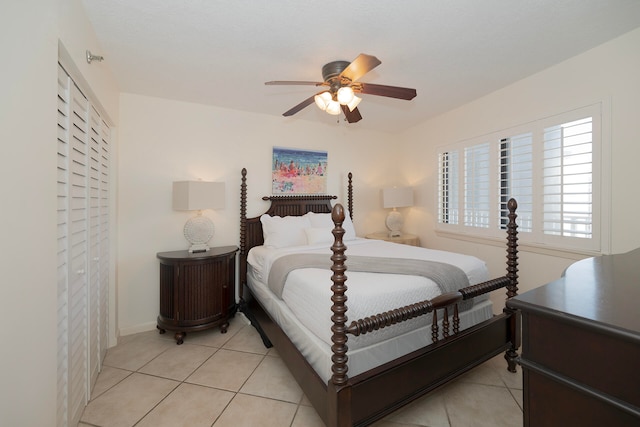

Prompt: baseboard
xmin=118 ymin=321 xmax=158 ymax=337
xmin=117 ymin=313 xmax=251 ymax=339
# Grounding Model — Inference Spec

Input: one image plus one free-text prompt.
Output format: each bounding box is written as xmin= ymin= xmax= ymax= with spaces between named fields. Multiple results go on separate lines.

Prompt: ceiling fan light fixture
xmin=325 ymin=100 xmax=341 ymax=115
xmin=314 ymin=92 xmax=332 ymax=111
xmin=347 ymin=95 xmax=361 ymax=112
xmin=337 ymin=86 xmax=355 ymax=105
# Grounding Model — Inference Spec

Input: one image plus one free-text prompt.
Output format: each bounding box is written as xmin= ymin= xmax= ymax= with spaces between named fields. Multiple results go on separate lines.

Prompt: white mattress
xmin=247 ymin=238 xmax=494 ymax=382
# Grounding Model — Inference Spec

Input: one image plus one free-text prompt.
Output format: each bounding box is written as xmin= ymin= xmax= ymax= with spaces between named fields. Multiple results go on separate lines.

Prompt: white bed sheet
xmin=246 ymin=239 xmax=495 ymax=382
xmin=247 ymin=268 xmax=493 ymax=382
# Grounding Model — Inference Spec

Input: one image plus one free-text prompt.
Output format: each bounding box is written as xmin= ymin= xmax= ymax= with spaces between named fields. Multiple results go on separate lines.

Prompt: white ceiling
xmin=82 ymin=0 xmax=640 ymax=133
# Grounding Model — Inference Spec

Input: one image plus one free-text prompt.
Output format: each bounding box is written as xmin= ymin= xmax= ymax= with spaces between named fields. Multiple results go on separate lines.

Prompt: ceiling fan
xmin=265 ymin=53 xmax=417 ymax=123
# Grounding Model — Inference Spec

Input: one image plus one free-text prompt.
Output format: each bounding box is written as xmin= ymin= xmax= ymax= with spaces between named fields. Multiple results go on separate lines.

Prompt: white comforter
xmin=247 ymin=238 xmax=489 ymax=350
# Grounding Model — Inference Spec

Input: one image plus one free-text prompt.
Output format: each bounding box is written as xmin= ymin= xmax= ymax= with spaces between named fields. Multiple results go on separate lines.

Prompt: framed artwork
xmin=272 ymin=146 xmax=328 ymax=194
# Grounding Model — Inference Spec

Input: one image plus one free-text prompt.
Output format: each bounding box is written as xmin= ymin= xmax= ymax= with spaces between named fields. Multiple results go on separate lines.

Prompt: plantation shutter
xmin=438 ymin=151 xmax=459 ymax=224
xmin=464 ymin=143 xmax=490 ymax=228
xmin=499 ymin=133 xmax=533 ymax=232
xmin=542 ymin=117 xmax=593 ymax=239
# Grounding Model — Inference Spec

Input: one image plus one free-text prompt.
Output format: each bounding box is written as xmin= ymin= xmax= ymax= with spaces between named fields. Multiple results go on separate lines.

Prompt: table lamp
xmin=173 ymin=181 xmax=225 ymax=252
xmin=382 ymin=186 xmax=413 ymax=237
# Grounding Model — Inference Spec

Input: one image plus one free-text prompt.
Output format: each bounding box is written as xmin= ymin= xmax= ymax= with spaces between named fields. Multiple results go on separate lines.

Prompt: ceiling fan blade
xmin=265 ymin=81 xmax=325 ymax=86
xmin=341 ymin=105 xmax=362 ymax=123
xmin=356 ymin=82 xmax=417 ymax=100
xmin=339 ymin=54 xmax=381 ymax=82
xmin=282 ymin=95 xmax=317 ymax=116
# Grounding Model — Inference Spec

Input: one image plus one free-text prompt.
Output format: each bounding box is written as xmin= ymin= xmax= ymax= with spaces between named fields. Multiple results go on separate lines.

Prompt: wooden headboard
xmin=239 ymin=168 xmax=353 ymax=297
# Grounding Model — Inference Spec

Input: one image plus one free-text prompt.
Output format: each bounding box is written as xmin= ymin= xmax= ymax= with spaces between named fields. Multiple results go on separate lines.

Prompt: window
xmin=437 ymin=103 xmax=604 ymax=253
xmin=464 ymin=142 xmax=490 ymax=228
xmin=542 ymin=117 xmax=593 ymax=239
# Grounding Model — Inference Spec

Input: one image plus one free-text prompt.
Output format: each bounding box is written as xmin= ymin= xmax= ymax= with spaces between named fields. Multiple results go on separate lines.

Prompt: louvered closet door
xmin=56 ymin=63 xmax=71 ymax=427
xmin=88 ymin=106 xmax=110 ymax=388
xmin=98 ymin=120 xmax=110 ymax=364
xmin=68 ymin=72 xmax=89 ymax=427
xmin=88 ymin=105 xmax=101 ymax=391
xmin=56 ymin=62 xmax=110 ymax=427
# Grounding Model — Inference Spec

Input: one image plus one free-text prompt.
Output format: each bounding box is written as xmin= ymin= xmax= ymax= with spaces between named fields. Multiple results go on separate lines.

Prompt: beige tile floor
xmin=80 ymin=315 xmax=523 ymax=427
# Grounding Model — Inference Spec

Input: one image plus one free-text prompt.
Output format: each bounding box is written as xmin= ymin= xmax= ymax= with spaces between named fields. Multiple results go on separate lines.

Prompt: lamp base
xmin=184 ymin=214 xmax=215 ymax=252
xmin=385 ymin=209 xmax=404 ymax=238
xmin=188 ymin=244 xmax=210 ymax=253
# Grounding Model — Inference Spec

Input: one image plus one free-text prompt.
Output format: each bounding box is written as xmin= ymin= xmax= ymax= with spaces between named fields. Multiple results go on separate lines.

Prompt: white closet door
xmin=68 ymin=74 xmax=89 ymax=427
xmin=56 ymin=63 xmax=71 ymax=427
xmin=99 ymin=121 xmax=110 ymax=364
xmin=88 ymin=105 xmax=101 ymax=390
xmin=56 ymin=62 xmax=110 ymax=427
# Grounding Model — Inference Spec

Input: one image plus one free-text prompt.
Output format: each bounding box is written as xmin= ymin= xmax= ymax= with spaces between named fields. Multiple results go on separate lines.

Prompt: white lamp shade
xmin=314 ymin=92 xmax=332 ymax=111
xmin=382 ymin=186 xmax=414 ymax=209
xmin=325 ymin=100 xmax=342 ymax=115
xmin=337 ymin=86 xmax=355 ymax=105
xmin=173 ymin=181 xmax=225 ymax=211
xmin=346 ymin=95 xmax=361 ymax=112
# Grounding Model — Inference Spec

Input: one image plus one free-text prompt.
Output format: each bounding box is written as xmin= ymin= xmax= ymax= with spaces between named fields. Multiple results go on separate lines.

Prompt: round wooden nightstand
xmin=156 ymin=246 xmax=238 ymax=344
xmin=365 ymin=232 xmax=420 ymax=246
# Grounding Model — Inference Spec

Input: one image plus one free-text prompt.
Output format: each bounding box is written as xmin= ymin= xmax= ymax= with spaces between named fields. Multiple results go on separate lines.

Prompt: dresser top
xmin=507 ymin=247 xmax=640 ymax=339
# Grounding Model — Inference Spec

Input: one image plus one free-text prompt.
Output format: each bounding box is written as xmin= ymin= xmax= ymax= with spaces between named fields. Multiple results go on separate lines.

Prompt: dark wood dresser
xmin=507 ymin=248 xmax=640 ymax=426
xmin=157 ymin=246 xmax=238 ymax=344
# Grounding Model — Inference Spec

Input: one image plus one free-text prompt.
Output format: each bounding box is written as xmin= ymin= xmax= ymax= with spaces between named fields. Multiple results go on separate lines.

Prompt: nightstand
xmin=156 ymin=246 xmax=238 ymax=344
xmin=365 ymin=232 xmax=420 ymax=246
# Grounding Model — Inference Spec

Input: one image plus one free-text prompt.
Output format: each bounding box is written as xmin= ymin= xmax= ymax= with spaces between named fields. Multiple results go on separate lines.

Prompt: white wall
xmin=117 ymin=94 xmax=396 ymax=334
xmin=0 ymin=1 xmax=119 ymax=425
xmin=401 ymin=28 xmax=640 ymax=310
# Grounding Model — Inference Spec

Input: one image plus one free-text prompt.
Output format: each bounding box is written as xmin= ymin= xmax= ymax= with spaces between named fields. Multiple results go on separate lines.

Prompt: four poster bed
xmin=238 ymin=168 xmax=520 ymax=427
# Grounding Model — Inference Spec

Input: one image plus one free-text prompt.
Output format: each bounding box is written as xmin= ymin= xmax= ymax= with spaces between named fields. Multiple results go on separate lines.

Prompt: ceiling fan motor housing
xmin=322 ymin=60 xmax=351 ymax=82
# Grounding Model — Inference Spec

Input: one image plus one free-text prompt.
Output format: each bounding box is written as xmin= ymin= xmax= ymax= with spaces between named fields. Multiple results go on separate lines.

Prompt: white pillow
xmin=260 ymin=214 xmax=311 ymax=248
xmin=305 ymin=210 xmax=356 ymax=241
xmin=304 ymin=227 xmax=334 ymax=245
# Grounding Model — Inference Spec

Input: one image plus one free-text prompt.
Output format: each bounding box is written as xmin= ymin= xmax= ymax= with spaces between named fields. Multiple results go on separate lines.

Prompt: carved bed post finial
xmin=506 ymin=198 xmax=519 ymax=298
xmin=330 ymin=204 xmax=349 ymax=387
xmin=347 ymin=172 xmax=353 ymax=220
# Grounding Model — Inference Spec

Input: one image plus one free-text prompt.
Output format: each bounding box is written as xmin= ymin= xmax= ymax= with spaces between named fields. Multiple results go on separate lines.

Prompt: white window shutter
xmin=437 ymin=103 xmax=602 ymax=253
xmin=438 ymin=151 xmax=459 ymax=224
xmin=499 ymin=133 xmax=533 ymax=232
xmin=464 ymin=143 xmax=490 ymax=228
xmin=543 ymin=117 xmax=593 ymax=239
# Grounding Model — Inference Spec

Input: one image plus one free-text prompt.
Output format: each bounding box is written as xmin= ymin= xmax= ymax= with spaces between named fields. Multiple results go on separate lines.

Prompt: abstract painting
xmin=272 ymin=147 xmax=328 ymax=194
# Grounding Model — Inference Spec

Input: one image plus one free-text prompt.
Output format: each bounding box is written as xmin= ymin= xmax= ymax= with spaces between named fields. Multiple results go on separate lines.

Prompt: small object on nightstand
xmin=156 ymin=246 xmax=238 ymax=344
xmin=366 ymin=231 xmax=420 ymax=247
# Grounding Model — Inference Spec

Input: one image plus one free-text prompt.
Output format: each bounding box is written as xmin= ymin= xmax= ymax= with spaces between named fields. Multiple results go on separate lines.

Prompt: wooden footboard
xmin=327 ymin=200 xmax=519 ymax=427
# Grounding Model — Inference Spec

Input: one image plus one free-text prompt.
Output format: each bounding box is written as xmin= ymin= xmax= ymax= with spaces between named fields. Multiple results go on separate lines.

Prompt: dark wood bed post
xmin=239 ymin=168 xmax=248 ymax=301
xmin=347 ymin=172 xmax=353 ymax=221
xmin=327 ymin=204 xmax=352 ymax=427
xmin=504 ymin=198 xmax=520 ymax=372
